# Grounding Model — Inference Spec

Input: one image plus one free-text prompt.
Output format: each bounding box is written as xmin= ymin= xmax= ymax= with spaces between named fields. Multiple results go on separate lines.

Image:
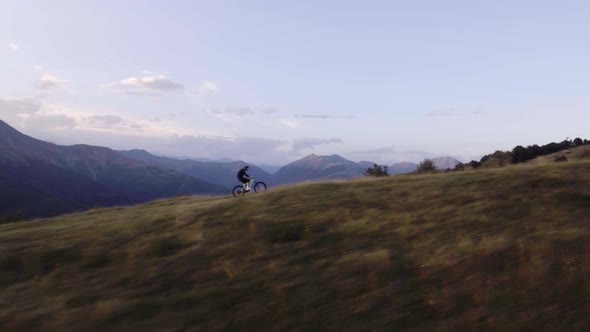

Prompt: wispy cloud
xmin=168 ymin=111 xmax=189 ymax=119
xmin=35 ymin=74 xmax=66 ymax=90
xmin=206 ymin=107 xmax=281 ymax=123
xmin=294 ymin=114 xmax=356 ymax=119
xmin=25 ymin=114 xmax=77 ymax=130
xmin=280 ymin=118 xmax=299 ymax=128
xmin=292 ymin=137 xmax=343 ymax=152
xmin=342 ymin=146 xmax=443 ymax=164
xmin=209 ymin=107 xmax=254 ymax=116
xmin=427 ymin=108 xmax=484 ymax=117
xmin=205 ymin=107 xmax=252 ymax=123
xmin=1 ymin=98 xmax=333 ymax=165
xmin=262 ymin=108 xmax=279 ymax=114
xmin=347 ymin=146 xmax=396 ymax=155
xmin=0 ymin=98 xmax=76 ymax=132
xmin=86 ymin=115 xmax=124 ymax=126
xmin=7 ymin=42 xmax=19 ymax=51
xmin=166 ymin=135 xmax=287 ymax=161
xmin=0 ymin=98 xmax=41 ymax=117
xmin=100 ymin=74 xmax=184 ymax=96
xmin=427 ymin=110 xmax=463 ymax=117
xmin=124 ymin=91 xmax=164 ymax=97
xmin=195 ymin=81 xmax=220 ymax=94
xmin=120 ymin=75 xmax=183 ymax=90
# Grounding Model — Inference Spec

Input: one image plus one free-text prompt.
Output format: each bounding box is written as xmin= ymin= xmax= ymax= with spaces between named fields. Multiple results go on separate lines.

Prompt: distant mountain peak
xmin=121 ymin=149 xmax=153 ymax=157
xmin=272 ymin=153 xmax=365 ymax=185
xmin=0 ymin=118 xmax=24 ymax=138
xmin=300 ymin=153 xmax=346 ymax=161
xmin=302 ymin=153 xmax=319 ymax=159
xmin=326 ymin=154 xmax=347 ymax=161
xmin=129 ymin=148 xmax=150 ymax=153
xmin=431 ymin=157 xmax=461 ymax=170
xmin=0 ymin=118 xmax=11 ymax=128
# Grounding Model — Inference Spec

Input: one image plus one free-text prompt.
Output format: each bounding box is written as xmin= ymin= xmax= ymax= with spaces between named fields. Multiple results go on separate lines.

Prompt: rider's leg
xmin=241 ymin=179 xmax=250 ymax=191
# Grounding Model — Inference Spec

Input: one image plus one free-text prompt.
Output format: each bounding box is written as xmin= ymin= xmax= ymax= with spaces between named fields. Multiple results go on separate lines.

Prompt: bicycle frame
xmin=233 ymin=178 xmax=267 ymax=197
xmin=242 ymin=178 xmax=255 ymax=190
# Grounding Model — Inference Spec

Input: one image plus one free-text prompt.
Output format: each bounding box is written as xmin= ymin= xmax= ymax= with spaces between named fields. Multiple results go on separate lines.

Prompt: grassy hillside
xmin=526 ymin=144 xmax=590 ymax=165
xmin=1 ymin=160 xmax=590 ymax=330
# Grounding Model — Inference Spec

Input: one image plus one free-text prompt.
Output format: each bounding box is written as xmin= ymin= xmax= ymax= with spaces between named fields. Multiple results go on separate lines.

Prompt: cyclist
xmin=237 ymin=165 xmax=251 ymax=192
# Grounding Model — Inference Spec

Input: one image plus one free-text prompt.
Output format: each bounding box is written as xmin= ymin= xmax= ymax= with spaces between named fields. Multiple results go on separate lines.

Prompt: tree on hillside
xmin=512 ymin=145 xmax=534 ymax=163
xmin=472 ymin=137 xmax=588 ymax=170
xmin=365 ymin=164 xmax=389 ymax=177
xmin=468 ymin=160 xmax=482 ymax=169
xmin=542 ymin=142 xmax=563 ymax=154
xmin=453 ymin=163 xmax=465 ymax=171
xmin=527 ymin=144 xmax=546 ymax=157
xmin=417 ymin=159 xmax=436 ymax=173
xmin=480 ymin=150 xmax=512 ymax=167
xmin=562 ymin=139 xmax=574 ymax=149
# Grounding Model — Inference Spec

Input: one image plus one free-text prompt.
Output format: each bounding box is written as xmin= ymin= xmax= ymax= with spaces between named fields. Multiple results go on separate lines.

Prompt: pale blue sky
xmin=1 ymin=0 xmax=589 ymax=164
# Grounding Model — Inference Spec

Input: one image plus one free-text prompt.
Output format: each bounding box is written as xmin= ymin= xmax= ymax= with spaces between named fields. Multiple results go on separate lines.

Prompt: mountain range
xmin=271 ymin=153 xmax=367 ymax=185
xmin=1 ymin=119 xmax=460 ymax=218
xmin=119 ymin=150 xmax=370 ymax=188
xmin=389 ymin=157 xmax=462 ymax=174
xmin=0 ymin=119 xmax=226 ymax=218
xmin=118 ymin=149 xmax=273 ymax=190
xmin=119 ymin=151 xmax=461 ymax=188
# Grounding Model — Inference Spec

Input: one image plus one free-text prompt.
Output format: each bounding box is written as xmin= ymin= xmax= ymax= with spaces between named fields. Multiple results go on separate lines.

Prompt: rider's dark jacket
xmin=237 ymin=168 xmax=250 ymax=182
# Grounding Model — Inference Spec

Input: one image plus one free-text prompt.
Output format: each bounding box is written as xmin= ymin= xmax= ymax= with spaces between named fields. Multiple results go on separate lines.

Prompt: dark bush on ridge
xmin=365 ymin=164 xmax=389 ymax=177
xmin=417 ymin=159 xmax=436 ymax=173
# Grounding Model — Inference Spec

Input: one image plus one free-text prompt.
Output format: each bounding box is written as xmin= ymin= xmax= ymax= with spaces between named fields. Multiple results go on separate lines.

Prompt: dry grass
xmin=525 ymin=144 xmax=590 ymax=166
xmin=1 ymin=160 xmax=590 ymax=331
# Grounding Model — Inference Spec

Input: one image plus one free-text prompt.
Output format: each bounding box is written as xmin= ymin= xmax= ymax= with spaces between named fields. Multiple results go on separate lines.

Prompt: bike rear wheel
xmin=253 ymin=181 xmax=267 ymax=193
xmin=232 ymin=185 xmax=246 ymax=197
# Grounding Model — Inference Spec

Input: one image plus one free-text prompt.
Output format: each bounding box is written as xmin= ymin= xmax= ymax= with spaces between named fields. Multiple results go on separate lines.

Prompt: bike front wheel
xmin=253 ymin=181 xmax=267 ymax=193
xmin=232 ymin=185 xmax=246 ymax=197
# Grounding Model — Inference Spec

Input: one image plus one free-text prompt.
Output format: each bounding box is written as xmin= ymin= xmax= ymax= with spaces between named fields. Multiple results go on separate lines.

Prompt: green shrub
xmin=417 ymin=159 xmax=436 ymax=173
xmin=365 ymin=164 xmax=389 ymax=177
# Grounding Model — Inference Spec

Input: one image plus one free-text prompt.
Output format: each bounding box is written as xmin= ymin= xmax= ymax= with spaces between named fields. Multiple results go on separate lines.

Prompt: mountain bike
xmin=232 ymin=178 xmax=267 ymax=197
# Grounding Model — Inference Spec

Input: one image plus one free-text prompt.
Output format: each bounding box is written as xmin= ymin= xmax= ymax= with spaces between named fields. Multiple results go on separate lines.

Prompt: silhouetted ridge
xmin=0 ymin=119 xmax=226 ymax=218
